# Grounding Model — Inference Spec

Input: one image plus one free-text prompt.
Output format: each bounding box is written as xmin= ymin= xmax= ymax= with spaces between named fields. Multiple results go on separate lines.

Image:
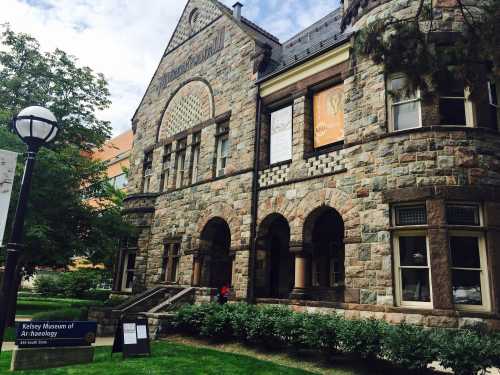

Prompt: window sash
xmin=216 ymin=135 xmax=228 ymax=177
xmin=191 ymin=145 xmax=200 ymax=184
xmin=393 ymin=232 xmax=433 ymax=308
xmin=449 ymin=232 xmax=490 ymax=311
xmin=388 ymin=74 xmax=422 ymax=131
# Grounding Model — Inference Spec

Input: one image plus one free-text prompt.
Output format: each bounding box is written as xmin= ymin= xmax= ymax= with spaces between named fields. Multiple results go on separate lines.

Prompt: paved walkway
xmin=1 ymin=337 xmax=115 ymax=352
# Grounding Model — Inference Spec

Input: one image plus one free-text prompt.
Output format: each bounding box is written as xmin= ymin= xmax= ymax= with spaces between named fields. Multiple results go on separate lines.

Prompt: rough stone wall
xmin=124 ymin=10 xmax=266 ymax=299
xmin=256 ymin=0 xmax=500 ymax=320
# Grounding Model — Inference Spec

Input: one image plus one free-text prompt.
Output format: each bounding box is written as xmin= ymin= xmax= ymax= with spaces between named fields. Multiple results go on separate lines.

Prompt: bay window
xmin=388 ymin=74 xmax=421 ymax=131
xmin=393 ymin=204 xmax=432 ymax=308
xmin=446 ymin=204 xmax=490 ymax=311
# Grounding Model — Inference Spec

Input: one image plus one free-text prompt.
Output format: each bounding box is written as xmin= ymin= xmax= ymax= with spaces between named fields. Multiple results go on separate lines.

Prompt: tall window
xmin=215 ymin=122 xmax=229 ymax=177
xmin=190 ymin=132 xmax=201 ymax=184
xmin=393 ymin=205 xmax=432 ymax=308
xmin=142 ymin=151 xmax=153 ymax=193
xmin=388 ymin=74 xmax=421 ymax=131
xmin=313 ymin=83 xmax=344 ymax=148
xmin=269 ymin=105 xmax=292 ymax=165
xmin=488 ymin=81 xmax=499 ymax=129
xmin=175 ymin=138 xmax=187 ymax=189
xmin=446 ymin=204 xmax=490 ymax=311
xmin=161 ymin=241 xmax=181 ymax=283
xmin=160 ymin=144 xmax=172 ymax=192
xmin=439 ymin=81 xmax=475 ymax=126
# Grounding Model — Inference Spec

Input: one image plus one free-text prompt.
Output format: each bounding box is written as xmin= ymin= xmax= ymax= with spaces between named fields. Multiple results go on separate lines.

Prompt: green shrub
xmin=84 ymin=289 xmax=110 ymax=301
xmin=338 ymin=318 xmax=388 ymax=360
xmin=226 ymin=303 xmax=257 ymax=341
xmin=300 ymin=313 xmax=342 ymax=353
xmin=434 ymin=329 xmax=496 ymax=375
xmin=34 ymin=274 xmax=64 ymax=296
xmin=32 ymin=307 xmax=88 ymax=321
xmin=174 ymin=303 xmax=219 ymax=335
xmin=383 ymin=324 xmax=439 ymax=371
xmin=200 ymin=304 xmax=233 ymax=340
xmin=245 ymin=306 xmax=295 ymax=348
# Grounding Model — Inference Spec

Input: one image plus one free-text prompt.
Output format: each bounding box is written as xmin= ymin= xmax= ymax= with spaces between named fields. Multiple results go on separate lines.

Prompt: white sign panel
xmin=136 ymin=325 xmax=148 ymax=340
xmin=0 ymin=150 xmax=17 ymax=246
xmin=123 ymin=323 xmax=137 ymax=345
xmin=270 ymin=106 xmax=292 ymax=165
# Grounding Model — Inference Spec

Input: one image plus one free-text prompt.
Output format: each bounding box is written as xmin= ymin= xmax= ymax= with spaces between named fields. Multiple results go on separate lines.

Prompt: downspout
xmin=248 ymin=85 xmax=262 ymax=304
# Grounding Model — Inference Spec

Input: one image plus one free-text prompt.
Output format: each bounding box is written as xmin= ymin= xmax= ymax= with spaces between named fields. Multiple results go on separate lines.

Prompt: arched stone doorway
xmin=302 ymin=206 xmax=345 ymax=301
xmin=255 ymin=214 xmax=293 ymax=298
xmin=198 ymin=217 xmax=232 ymax=289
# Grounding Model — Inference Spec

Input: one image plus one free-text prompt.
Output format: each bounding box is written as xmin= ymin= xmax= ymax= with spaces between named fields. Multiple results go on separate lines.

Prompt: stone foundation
xmin=11 ymin=346 xmax=94 ymax=371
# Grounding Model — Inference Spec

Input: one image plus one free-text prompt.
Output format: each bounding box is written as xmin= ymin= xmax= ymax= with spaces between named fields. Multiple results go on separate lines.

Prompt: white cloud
xmin=1 ymin=0 xmax=340 ymax=136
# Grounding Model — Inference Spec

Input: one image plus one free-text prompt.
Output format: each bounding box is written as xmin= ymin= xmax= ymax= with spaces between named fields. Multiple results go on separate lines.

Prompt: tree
xmin=354 ymin=0 xmax=500 ymax=99
xmin=0 ymin=26 xmax=131 ymax=321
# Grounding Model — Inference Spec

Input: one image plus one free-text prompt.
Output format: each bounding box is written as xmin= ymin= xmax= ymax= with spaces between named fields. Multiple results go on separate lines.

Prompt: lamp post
xmin=0 ymin=106 xmax=58 ymax=353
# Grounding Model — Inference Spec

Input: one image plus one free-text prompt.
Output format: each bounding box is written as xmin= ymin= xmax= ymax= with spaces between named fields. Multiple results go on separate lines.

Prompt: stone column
xmin=192 ymin=253 xmax=202 ymax=287
xmin=289 ymin=242 xmax=311 ymax=299
xmin=427 ymin=199 xmax=454 ymax=310
xmin=165 ymin=245 xmax=174 ymax=282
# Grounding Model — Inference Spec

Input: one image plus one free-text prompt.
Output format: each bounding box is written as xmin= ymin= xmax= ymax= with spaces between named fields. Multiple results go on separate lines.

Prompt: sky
xmin=1 ymin=0 xmax=341 ymax=136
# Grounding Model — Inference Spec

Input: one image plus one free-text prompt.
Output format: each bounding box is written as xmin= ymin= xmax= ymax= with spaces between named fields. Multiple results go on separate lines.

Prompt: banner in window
xmin=270 ymin=106 xmax=292 ymax=165
xmin=313 ymin=84 xmax=344 ymax=148
xmin=0 ymin=150 xmax=17 ymax=246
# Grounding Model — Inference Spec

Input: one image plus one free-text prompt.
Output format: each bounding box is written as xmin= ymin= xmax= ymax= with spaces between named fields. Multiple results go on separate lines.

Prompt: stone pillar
xmin=192 ymin=253 xmax=202 ymax=287
xmin=289 ymin=242 xmax=311 ymax=299
xmin=427 ymin=199 xmax=454 ymax=310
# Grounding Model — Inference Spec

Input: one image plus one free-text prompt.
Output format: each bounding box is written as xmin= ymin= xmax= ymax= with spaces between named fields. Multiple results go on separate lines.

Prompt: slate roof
xmin=258 ymin=7 xmax=352 ymax=81
xmin=215 ymin=1 xmax=280 ymax=43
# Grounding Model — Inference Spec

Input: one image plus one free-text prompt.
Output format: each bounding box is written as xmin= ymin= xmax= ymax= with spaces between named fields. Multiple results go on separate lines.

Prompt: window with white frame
xmin=388 ymin=74 xmax=422 ymax=131
xmin=446 ymin=204 xmax=490 ymax=311
xmin=175 ymin=138 xmax=187 ymax=189
xmin=393 ymin=204 xmax=432 ymax=308
xmin=190 ymin=132 xmax=201 ymax=184
xmin=142 ymin=151 xmax=153 ymax=193
xmin=439 ymin=80 xmax=475 ymax=126
xmin=215 ymin=122 xmax=229 ymax=177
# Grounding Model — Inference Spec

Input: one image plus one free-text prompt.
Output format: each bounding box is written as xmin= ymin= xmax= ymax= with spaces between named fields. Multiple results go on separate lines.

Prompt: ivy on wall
xmin=354 ymin=0 xmax=500 ymax=100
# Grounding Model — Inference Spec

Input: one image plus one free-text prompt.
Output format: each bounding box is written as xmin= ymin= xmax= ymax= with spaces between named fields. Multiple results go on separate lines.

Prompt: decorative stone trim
xmin=258 ymin=163 xmax=290 ymax=187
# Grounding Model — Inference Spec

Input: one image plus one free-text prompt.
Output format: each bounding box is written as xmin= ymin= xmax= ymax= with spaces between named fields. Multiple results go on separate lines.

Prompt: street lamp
xmin=0 ymin=106 xmax=58 ymax=352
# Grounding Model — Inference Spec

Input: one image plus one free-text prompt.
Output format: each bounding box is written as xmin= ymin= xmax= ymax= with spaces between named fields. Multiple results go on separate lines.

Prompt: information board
xmin=112 ymin=315 xmax=151 ymax=358
xmin=15 ymin=321 xmax=97 ymax=348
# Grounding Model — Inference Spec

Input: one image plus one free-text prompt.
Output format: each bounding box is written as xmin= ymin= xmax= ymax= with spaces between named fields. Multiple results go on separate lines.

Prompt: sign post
xmin=0 ymin=150 xmax=17 ymax=247
xmin=112 ymin=314 xmax=151 ymax=358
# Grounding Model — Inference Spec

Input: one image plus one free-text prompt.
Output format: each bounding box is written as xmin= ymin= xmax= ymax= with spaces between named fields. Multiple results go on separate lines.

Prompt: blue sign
xmin=16 ymin=321 xmax=97 ymax=348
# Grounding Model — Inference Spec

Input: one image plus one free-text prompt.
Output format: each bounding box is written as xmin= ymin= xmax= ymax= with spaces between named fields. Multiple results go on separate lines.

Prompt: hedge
xmin=164 ymin=303 xmax=500 ymax=375
xmin=31 ymin=307 xmax=89 ymax=321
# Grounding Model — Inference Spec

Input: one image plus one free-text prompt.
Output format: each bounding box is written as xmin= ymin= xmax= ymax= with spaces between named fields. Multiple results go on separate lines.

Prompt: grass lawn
xmin=16 ymin=296 xmax=102 ymax=316
xmin=0 ymin=341 xmax=316 ymax=375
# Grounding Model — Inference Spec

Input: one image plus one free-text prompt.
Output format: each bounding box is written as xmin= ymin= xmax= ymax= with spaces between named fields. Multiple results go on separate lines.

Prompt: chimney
xmin=232 ymin=2 xmax=243 ymax=21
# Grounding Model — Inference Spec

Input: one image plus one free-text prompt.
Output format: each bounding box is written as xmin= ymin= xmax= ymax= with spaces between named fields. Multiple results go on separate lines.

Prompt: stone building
xmin=115 ymin=0 xmax=500 ymax=329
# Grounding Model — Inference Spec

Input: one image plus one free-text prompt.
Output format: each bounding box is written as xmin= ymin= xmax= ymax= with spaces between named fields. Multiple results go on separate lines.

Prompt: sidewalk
xmin=1 ymin=337 xmax=115 ymax=352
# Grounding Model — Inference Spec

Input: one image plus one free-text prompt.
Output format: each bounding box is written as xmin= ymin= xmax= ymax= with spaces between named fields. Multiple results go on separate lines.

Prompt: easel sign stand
xmin=112 ymin=314 xmax=151 ymax=358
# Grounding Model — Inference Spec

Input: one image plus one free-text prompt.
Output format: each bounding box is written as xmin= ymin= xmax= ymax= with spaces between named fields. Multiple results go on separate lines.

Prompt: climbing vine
xmin=354 ymin=0 xmax=500 ymax=100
